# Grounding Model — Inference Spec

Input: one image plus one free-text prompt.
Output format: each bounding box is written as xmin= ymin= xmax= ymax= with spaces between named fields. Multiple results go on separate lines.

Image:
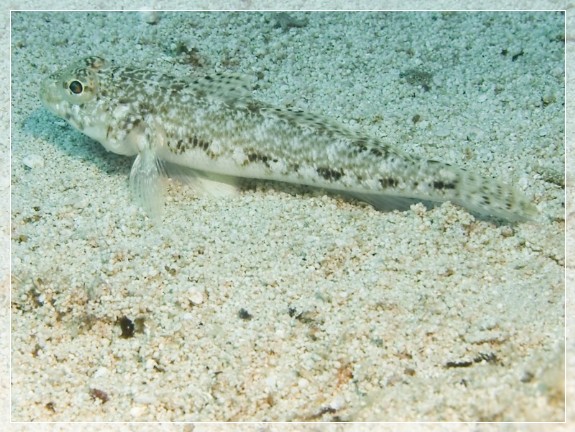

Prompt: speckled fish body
xmin=40 ymin=56 xmax=537 ymax=221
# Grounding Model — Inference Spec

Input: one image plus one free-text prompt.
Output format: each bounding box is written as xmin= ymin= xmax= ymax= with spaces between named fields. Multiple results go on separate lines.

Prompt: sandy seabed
xmin=5 ymin=3 xmax=570 ymax=429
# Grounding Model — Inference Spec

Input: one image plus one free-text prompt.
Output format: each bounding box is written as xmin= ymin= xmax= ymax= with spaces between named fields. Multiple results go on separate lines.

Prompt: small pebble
xmin=140 ymin=10 xmax=159 ymax=25
xmin=93 ymin=367 xmax=108 ymax=378
xmin=189 ymin=288 xmax=205 ymax=305
xmin=22 ymin=154 xmax=44 ymax=169
xmin=130 ymin=405 xmax=147 ymax=417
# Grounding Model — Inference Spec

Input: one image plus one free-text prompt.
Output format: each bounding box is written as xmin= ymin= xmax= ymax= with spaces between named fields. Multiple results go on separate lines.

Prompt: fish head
xmin=40 ymin=56 xmax=106 ymax=116
xmin=40 ymin=56 xmax=139 ymax=156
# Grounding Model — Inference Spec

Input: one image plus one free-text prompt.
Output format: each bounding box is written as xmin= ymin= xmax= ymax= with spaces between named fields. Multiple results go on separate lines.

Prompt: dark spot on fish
xmin=323 ymin=129 xmax=335 ymax=139
xmin=248 ymin=152 xmax=270 ymax=164
xmin=380 ymin=177 xmax=399 ymax=188
xmin=118 ymin=97 xmax=135 ymax=104
xmin=170 ymin=82 xmax=185 ymax=92
xmin=351 ymin=138 xmax=368 ymax=152
xmin=191 ymin=136 xmax=210 ymax=151
xmin=433 ymin=181 xmax=456 ymax=190
xmin=246 ymin=101 xmax=261 ymax=114
xmin=317 ymin=167 xmax=343 ymax=181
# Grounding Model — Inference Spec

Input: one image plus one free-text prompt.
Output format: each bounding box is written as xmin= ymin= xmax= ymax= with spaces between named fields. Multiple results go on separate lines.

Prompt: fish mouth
xmin=39 ymin=79 xmax=58 ymax=109
xmin=39 ymin=77 xmax=68 ymax=119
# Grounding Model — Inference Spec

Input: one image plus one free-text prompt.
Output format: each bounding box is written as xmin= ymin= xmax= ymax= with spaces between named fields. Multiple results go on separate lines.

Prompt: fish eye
xmin=68 ymin=80 xmax=83 ymax=94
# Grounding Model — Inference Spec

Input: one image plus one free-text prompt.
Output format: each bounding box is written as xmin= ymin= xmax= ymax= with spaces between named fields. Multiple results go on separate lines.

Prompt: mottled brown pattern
xmin=39 ymin=56 xmax=538 ymax=221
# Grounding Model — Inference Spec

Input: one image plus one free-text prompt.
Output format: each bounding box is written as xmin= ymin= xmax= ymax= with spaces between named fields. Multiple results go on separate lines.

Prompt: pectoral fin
xmin=129 ymin=148 xmax=167 ymax=221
